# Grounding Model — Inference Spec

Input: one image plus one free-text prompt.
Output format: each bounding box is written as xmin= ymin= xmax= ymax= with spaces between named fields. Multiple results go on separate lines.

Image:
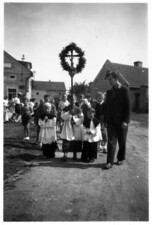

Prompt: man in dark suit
xmin=104 ymin=71 xmax=131 ymax=169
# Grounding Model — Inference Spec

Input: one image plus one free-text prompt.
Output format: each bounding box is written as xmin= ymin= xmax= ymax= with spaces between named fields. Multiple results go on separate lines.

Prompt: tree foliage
xmin=68 ymin=80 xmax=91 ymax=99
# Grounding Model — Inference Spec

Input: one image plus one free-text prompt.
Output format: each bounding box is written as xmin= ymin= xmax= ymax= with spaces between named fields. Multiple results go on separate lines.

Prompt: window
xmin=8 ymin=88 xmax=17 ymax=100
xmin=19 ymin=85 xmax=25 ymax=89
xmin=9 ymin=75 xmax=16 ymax=80
xmin=4 ymin=63 xmax=12 ymax=68
xmin=36 ymin=92 xmax=39 ymax=95
xmin=10 ymin=75 xmax=16 ymax=79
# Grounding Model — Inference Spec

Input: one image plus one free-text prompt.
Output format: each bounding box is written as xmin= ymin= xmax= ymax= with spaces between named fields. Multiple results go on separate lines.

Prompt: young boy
xmin=38 ymin=103 xmax=57 ymax=158
xmin=95 ymin=92 xmax=107 ymax=153
xmin=81 ymin=107 xmax=102 ymax=162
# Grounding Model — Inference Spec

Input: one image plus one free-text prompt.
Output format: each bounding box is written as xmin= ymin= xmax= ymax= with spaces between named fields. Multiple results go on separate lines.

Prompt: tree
xmin=68 ymin=80 xmax=91 ymax=100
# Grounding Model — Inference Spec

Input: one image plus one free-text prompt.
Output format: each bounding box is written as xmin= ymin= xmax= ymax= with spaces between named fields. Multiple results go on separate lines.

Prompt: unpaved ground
xmin=3 ymin=113 xmax=148 ymax=221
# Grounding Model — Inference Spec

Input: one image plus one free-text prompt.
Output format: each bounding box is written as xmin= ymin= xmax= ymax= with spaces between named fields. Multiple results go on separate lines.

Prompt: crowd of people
xmin=3 ymin=70 xmax=131 ymax=169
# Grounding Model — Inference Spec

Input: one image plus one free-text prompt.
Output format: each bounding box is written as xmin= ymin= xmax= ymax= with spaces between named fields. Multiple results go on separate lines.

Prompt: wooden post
xmin=70 ymin=70 xmax=75 ymax=109
xmin=71 ymin=75 xmax=73 ymax=108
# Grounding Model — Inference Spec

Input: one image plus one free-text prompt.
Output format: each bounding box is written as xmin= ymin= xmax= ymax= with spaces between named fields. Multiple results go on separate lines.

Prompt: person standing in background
xmin=21 ymin=97 xmax=33 ymax=140
xmin=95 ymin=92 xmax=107 ymax=153
xmin=76 ymin=94 xmax=90 ymax=120
xmin=57 ymin=93 xmax=70 ymax=132
xmin=14 ymin=92 xmax=22 ymax=122
xmin=34 ymin=99 xmax=44 ymax=143
xmin=3 ymin=96 xmax=9 ymax=122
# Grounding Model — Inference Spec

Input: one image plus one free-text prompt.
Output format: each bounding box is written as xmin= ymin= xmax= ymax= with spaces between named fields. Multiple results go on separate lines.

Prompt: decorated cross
xmin=64 ymin=50 xmax=81 ymax=75
xmin=59 ymin=42 xmax=86 ymax=107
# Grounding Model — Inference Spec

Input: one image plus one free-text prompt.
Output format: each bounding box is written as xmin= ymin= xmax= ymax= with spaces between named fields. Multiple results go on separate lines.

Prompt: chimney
xmin=134 ymin=61 xmax=143 ymax=67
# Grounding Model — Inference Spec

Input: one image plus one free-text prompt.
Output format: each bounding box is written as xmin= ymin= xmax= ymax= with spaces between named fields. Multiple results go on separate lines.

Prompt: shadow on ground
xmin=7 ymin=152 xmax=106 ymax=169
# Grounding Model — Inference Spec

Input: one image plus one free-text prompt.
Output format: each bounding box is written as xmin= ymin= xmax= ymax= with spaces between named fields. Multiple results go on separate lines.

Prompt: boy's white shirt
xmin=83 ymin=120 xmax=102 ymax=142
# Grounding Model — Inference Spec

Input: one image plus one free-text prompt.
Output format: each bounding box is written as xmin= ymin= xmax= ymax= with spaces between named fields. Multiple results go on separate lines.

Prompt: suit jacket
xmin=105 ymin=85 xmax=131 ymax=125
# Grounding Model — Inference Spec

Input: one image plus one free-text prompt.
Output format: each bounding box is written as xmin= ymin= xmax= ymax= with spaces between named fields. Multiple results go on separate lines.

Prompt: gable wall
xmin=140 ymin=85 xmax=148 ymax=113
xmin=32 ymin=89 xmax=65 ymax=101
xmin=4 ymin=52 xmax=32 ymax=99
xmin=90 ymin=62 xmax=111 ymax=98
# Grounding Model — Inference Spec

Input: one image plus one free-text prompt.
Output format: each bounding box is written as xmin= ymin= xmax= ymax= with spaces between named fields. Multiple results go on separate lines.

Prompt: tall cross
xmin=65 ymin=49 xmax=81 ymax=108
xmin=65 ymin=50 xmax=81 ymax=71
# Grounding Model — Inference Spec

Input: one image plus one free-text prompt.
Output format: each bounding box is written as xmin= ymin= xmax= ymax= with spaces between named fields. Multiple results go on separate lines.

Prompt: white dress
xmin=38 ymin=117 xmax=57 ymax=144
xmin=60 ymin=111 xmax=75 ymax=141
xmin=72 ymin=113 xmax=84 ymax=141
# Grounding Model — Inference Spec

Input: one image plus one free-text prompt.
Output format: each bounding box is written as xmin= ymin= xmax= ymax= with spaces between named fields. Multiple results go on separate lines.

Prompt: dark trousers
xmin=107 ymin=123 xmax=128 ymax=164
xmin=42 ymin=142 xmax=58 ymax=158
xmin=81 ymin=141 xmax=98 ymax=161
xmin=62 ymin=139 xmax=73 ymax=153
xmin=72 ymin=141 xmax=82 ymax=157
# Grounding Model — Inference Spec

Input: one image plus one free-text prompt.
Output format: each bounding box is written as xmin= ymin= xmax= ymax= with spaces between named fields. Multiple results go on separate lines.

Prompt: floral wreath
xmin=59 ymin=42 xmax=86 ymax=75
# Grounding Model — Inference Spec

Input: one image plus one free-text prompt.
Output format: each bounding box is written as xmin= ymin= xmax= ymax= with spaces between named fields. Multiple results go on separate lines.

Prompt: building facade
xmin=4 ymin=51 xmax=33 ymax=100
xmin=31 ymin=80 xmax=66 ymax=101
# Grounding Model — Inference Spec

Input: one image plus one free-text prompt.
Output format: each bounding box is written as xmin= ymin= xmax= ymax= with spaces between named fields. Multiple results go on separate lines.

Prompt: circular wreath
xmin=59 ymin=42 xmax=86 ymax=75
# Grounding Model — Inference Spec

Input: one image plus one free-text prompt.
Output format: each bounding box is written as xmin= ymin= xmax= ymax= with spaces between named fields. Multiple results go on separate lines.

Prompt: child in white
xmin=38 ymin=103 xmax=57 ymax=158
xmin=81 ymin=107 xmax=102 ymax=162
xmin=60 ymin=105 xmax=75 ymax=160
xmin=71 ymin=106 xmax=84 ymax=159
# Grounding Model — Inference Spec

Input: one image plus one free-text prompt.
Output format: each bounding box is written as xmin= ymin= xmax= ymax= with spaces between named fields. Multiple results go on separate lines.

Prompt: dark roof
xmin=112 ymin=61 xmax=148 ymax=87
xmin=33 ymin=81 xmax=66 ymax=91
xmin=4 ymin=51 xmax=33 ymax=74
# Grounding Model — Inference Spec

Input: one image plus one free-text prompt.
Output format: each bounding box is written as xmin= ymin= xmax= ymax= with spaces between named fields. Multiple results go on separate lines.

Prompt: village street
xmin=4 ymin=113 xmax=148 ymax=221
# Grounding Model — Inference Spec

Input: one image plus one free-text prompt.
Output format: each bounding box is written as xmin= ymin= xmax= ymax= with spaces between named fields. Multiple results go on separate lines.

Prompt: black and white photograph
xmin=2 ymin=0 xmax=150 ymax=222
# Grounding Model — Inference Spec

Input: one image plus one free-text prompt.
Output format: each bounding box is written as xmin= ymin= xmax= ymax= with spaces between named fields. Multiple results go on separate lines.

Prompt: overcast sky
xmin=4 ymin=2 xmax=148 ymax=90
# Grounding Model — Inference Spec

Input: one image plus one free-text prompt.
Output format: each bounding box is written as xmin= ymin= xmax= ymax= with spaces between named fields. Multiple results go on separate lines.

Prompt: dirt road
xmin=4 ymin=113 xmax=148 ymax=221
